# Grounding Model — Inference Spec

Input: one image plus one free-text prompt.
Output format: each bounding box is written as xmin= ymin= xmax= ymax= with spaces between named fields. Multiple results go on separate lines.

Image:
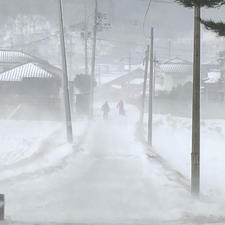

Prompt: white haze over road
xmin=0 ymin=105 xmax=225 ymax=224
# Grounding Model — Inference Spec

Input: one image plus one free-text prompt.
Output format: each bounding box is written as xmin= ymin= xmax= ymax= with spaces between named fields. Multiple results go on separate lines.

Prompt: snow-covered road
xmin=0 ymin=106 xmax=225 ymax=224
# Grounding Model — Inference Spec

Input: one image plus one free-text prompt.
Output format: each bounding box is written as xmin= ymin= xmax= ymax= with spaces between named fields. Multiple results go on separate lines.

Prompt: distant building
xmin=0 ymin=49 xmax=45 ymax=73
xmin=0 ymin=50 xmax=61 ymax=104
xmin=107 ymin=68 xmax=144 ymax=87
xmin=201 ymin=71 xmax=224 ymax=102
xmin=106 ymin=58 xmax=194 ymax=97
xmin=155 ymin=57 xmax=193 ymax=92
xmin=106 ymin=58 xmax=195 ymax=94
xmin=103 ymin=57 xmax=220 ymax=102
xmin=102 ymin=68 xmax=145 ymax=102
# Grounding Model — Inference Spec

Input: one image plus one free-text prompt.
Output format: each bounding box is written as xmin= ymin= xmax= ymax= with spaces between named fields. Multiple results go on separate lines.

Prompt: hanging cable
xmin=142 ymin=0 xmax=153 ymax=38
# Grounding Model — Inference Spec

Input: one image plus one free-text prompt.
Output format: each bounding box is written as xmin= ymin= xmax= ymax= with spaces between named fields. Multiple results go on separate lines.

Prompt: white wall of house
xmin=155 ymin=72 xmax=192 ymax=92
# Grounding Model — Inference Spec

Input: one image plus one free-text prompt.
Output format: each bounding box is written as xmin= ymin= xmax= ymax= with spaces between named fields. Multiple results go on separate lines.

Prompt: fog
xmin=0 ymin=0 xmax=225 ymax=224
xmin=1 ymin=0 xmax=225 ymax=65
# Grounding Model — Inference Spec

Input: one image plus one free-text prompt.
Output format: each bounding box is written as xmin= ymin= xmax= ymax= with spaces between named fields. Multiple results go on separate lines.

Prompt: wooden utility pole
xmin=84 ymin=0 xmax=89 ymax=75
xmin=58 ymin=0 xmax=73 ymax=143
xmin=0 ymin=194 xmax=4 ymax=220
xmin=168 ymin=40 xmax=172 ymax=59
xmin=153 ymin=55 xmax=157 ymax=96
xmin=191 ymin=5 xmax=201 ymax=196
xmin=140 ymin=45 xmax=150 ymax=123
xmin=148 ymin=27 xmax=154 ymax=146
xmin=89 ymin=0 xmax=98 ymax=118
xmin=129 ymin=51 xmax=131 ymax=73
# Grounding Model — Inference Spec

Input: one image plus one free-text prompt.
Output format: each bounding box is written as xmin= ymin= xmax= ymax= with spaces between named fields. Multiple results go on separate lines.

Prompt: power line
xmin=9 ymin=21 xmax=83 ymax=49
xmin=11 ymin=32 xmax=59 ymax=49
xmin=141 ymin=0 xmax=175 ymax=39
xmin=152 ymin=0 xmax=174 ymax=4
xmin=142 ymin=0 xmax=153 ymax=38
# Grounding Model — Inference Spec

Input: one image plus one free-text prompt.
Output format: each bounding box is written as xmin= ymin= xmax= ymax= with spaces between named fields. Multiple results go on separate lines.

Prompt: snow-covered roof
xmin=163 ymin=57 xmax=192 ymax=65
xmin=101 ymin=75 xmax=119 ymax=85
xmin=129 ymin=78 xmax=143 ymax=85
xmin=159 ymin=57 xmax=192 ymax=74
xmin=0 ymin=50 xmax=34 ymax=64
xmin=106 ymin=68 xmax=144 ymax=86
xmin=0 ymin=63 xmax=54 ymax=82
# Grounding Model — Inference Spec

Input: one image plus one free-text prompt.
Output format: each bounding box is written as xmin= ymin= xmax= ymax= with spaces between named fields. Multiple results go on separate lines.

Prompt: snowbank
xmin=151 ymin=114 xmax=225 ymax=200
xmin=0 ymin=119 xmax=88 ymax=181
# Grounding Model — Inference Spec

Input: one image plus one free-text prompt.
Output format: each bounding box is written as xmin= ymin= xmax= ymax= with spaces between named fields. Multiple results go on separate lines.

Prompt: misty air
xmin=0 ymin=0 xmax=225 ymax=225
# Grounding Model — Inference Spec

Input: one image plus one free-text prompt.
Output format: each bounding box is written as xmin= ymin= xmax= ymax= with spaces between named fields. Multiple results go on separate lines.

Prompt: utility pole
xmin=148 ymin=27 xmax=154 ymax=146
xmin=191 ymin=5 xmax=201 ymax=196
xmin=84 ymin=0 xmax=89 ymax=75
xmin=168 ymin=40 xmax=172 ymax=59
xmin=129 ymin=51 xmax=131 ymax=73
xmin=69 ymin=35 xmax=73 ymax=74
xmin=153 ymin=55 xmax=157 ymax=96
xmin=98 ymin=65 xmax=101 ymax=85
xmin=0 ymin=194 xmax=4 ymax=220
xmin=140 ymin=45 xmax=150 ymax=124
xmin=58 ymin=0 xmax=73 ymax=143
xmin=89 ymin=0 xmax=98 ymax=118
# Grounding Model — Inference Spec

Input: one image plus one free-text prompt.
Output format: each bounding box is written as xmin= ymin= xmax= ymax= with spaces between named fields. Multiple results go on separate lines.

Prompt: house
xmin=106 ymin=58 xmax=194 ymax=94
xmin=155 ymin=57 xmax=193 ymax=92
xmin=0 ymin=50 xmax=62 ymax=105
xmin=100 ymin=68 xmax=145 ymax=102
xmin=201 ymin=71 xmax=224 ymax=102
xmin=105 ymin=58 xmax=194 ymax=99
xmin=0 ymin=49 xmax=46 ymax=73
xmin=106 ymin=68 xmax=144 ymax=87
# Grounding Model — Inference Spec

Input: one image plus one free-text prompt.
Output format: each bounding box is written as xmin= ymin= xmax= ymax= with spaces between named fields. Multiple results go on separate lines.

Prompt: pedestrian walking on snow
xmin=117 ymin=99 xmax=125 ymax=116
xmin=101 ymin=101 xmax=110 ymax=120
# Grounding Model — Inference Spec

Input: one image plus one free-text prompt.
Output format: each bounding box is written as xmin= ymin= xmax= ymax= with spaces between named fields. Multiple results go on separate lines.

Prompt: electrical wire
xmin=142 ymin=0 xmax=175 ymax=39
xmin=142 ymin=0 xmax=153 ymax=39
xmin=153 ymin=0 xmax=174 ymax=4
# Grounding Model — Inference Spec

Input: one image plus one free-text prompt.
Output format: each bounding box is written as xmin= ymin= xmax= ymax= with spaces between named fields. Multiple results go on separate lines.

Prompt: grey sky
xmin=0 ymin=0 xmax=224 ymax=63
xmin=1 ymin=0 xmax=224 ymax=37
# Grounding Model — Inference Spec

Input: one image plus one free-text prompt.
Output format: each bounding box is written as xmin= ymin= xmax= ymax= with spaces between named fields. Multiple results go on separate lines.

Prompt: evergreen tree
xmin=201 ymin=19 xmax=225 ymax=36
xmin=175 ymin=0 xmax=224 ymax=8
xmin=175 ymin=0 xmax=225 ymax=36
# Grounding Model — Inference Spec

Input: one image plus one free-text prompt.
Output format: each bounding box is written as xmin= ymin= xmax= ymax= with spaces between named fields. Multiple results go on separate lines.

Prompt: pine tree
xmin=201 ymin=20 xmax=225 ymax=36
xmin=175 ymin=0 xmax=224 ymax=8
xmin=175 ymin=0 xmax=225 ymax=36
xmin=200 ymin=0 xmax=225 ymax=36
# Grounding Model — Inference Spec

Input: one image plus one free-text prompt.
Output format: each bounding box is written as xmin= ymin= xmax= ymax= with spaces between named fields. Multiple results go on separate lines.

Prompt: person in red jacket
xmin=117 ymin=99 xmax=125 ymax=116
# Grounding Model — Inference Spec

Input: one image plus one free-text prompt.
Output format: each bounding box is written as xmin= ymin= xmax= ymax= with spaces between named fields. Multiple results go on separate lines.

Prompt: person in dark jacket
xmin=101 ymin=101 xmax=110 ymax=119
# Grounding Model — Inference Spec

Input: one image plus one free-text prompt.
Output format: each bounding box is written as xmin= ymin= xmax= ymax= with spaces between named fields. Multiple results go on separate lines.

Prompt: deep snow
xmin=152 ymin=114 xmax=225 ymax=201
xmin=0 ymin=105 xmax=225 ymax=224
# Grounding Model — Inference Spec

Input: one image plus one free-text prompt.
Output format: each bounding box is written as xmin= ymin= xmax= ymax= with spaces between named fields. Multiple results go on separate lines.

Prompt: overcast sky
xmin=0 ymin=0 xmax=224 ymax=63
xmin=1 ymin=0 xmax=225 ymax=37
